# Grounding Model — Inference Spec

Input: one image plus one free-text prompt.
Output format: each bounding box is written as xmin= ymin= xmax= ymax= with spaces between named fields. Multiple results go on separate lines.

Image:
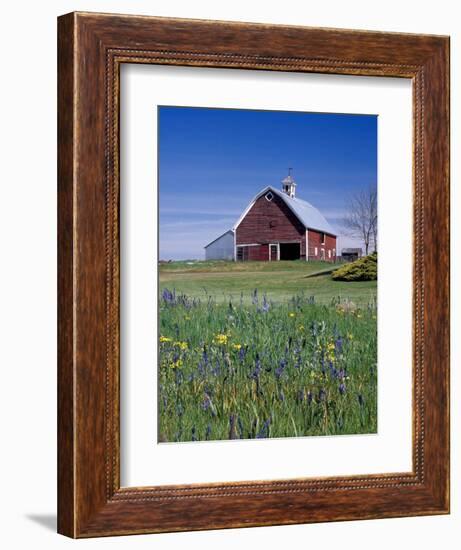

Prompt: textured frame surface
xmin=58 ymin=12 xmax=450 ymax=538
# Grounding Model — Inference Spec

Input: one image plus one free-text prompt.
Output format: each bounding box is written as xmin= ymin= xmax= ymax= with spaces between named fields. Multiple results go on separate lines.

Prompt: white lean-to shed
xmin=204 ymin=230 xmax=235 ymax=260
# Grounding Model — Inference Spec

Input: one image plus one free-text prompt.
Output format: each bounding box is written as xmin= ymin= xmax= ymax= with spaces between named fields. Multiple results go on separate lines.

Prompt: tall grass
xmin=158 ymin=289 xmax=377 ymax=443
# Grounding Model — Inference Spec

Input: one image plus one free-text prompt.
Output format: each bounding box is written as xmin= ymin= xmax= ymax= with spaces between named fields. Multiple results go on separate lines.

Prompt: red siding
xmin=236 ymin=193 xmax=306 ymax=259
xmin=308 ymin=230 xmax=337 ymax=262
xmin=248 ymin=244 xmax=269 ymax=261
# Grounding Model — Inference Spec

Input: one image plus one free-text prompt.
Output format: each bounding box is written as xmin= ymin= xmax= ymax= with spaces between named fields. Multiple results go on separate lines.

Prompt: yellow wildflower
xmin=297 ymin=325 xmax=305 ymax=332
xmin=170 ymin=359 xmax=183 ymax=369
xmin=184 ymin=315 xmax=191 ymax=321
xmin=288 ymin=312 xmax=296 ymax=318
xmin=327 ymin=342 xmax=335 ymax=352
xmin=174 ymin=341 xmax=188 ymax=351
xmin=159 ymin=336 xmax=172 ymax=343
xmin=214 ymin=333 xmax=228 ymax=345
xmin=232 ymin=343 xmax=242 ymax=351
xmin=347 ymin=333 xmax=354 ymax=340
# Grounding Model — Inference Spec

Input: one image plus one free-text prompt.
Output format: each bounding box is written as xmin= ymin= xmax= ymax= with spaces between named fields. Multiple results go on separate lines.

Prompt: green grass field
xmin=158 ymin=260 xmax=377 ymax=443
xmin=159 ymin=260 xmax=377 ymax=306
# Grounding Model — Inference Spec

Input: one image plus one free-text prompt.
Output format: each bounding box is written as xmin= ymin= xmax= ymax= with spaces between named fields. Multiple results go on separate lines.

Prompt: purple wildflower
xmin=329 ymin=362 xmax=338 ymax=378
xmin=250 ymin=355 xmax=261 ymax=380
xmin=339 ymin=383 xmax=346 ymax=395
xmin=201 ymin=392 xmax=212 ymax=411
xmin=256 ymin=417 xmax=271 ymax=439
xmin=335 ymin=337 xmax=343 ymax=353
xmin=205 ymin=424 xmax=212 ymax=441
xmin=162 ymin=288 xmax=175 ymax=305
xmin=358 ymin=393 xmax=364 ymax=407
xmin=275 ymin=358 xmax=287 ymax=380
xmin=198 ymin=347 xmax=209 ymax=376
xmin=294 ymin=348 xmax=301 ymax=369
xmin=262 ymin=294 xmax=270 ymax=312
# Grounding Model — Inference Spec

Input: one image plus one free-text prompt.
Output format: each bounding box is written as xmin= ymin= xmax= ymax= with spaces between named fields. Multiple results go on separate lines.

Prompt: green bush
xmin=332 ymin=253 xmax=377 ymax=281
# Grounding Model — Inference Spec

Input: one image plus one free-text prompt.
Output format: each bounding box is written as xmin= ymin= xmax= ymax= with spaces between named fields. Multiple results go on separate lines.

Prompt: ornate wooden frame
xmin=57 ymin=12 xmax=450 ymax=538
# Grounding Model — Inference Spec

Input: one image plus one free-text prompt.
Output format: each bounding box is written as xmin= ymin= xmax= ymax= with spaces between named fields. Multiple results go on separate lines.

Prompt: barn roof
xmin=233 ymin=186 xmax=337 ymax=236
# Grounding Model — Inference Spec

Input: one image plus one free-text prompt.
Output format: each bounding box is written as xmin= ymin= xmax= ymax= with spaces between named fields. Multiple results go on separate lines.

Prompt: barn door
xmin=269 ymin=243 xmax=279 ymax=261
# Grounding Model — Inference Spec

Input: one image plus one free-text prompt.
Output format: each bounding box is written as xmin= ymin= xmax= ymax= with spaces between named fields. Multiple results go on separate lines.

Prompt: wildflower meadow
xmin=158 ymin=277 xmax=377 ymax=443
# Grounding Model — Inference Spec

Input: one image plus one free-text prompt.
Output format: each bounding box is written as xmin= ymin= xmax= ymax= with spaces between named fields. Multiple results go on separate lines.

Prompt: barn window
xmin=328 ymin=249 xmax=331 ymax=259
xmin=314 ymin=247 xmax=318 ymax=256
xmin=320 ymin=232 xmax=325 ymax=245
xmin=265 ymin=192 xmax=274 ymax=202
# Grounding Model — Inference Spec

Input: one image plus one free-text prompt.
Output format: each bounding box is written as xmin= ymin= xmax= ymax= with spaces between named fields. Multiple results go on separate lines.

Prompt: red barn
xmin=205 ymin=173 xmax=337 ymax=262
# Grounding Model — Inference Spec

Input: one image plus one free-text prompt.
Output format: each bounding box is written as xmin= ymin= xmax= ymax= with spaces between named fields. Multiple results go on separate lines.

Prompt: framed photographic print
xmin=57 ymin=12 xmax=450 ymax=537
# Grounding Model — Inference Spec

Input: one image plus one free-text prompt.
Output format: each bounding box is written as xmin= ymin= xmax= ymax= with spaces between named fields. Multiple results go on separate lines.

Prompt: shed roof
xmin=204 ymin=229 xmax=234 ymax=249
xmin=233 ymin=186 xmax=337 ymax=236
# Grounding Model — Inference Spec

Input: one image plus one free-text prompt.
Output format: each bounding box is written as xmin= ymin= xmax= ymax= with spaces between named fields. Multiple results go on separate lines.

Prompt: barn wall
xmin=308 ymin=230 xmax=337 ymax=262
xmin=205 ymin=231 xmax=235 ymax=260
xmin=248 ymin=244 xmax=269 ymax=261
xmin=236 ymin=193 xmax=306 ymax=258
xmin=236 ymin=244 xmax=269 ymax=261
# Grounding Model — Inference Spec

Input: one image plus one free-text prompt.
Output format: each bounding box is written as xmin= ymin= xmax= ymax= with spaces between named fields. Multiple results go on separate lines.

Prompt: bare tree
xmin=343 ymin=187 xmax=377 ymax=255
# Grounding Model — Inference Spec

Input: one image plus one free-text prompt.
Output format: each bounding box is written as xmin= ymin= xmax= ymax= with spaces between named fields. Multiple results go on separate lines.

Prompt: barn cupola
xmin=281 ymin=168 xmax=296 ymax=198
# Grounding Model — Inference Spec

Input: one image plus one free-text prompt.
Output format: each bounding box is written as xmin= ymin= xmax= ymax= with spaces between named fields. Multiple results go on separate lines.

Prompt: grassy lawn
xmin=159 ymin=260 xmax=377 ymax=307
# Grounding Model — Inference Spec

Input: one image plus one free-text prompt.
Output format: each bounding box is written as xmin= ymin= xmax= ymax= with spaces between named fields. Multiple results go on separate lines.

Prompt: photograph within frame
xmin=157 ymin=105 xmax=378 ymax=444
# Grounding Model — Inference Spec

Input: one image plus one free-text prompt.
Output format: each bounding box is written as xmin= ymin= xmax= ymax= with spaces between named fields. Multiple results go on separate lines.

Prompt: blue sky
xmin=158 ymin=106 xmax=377 ymax=260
